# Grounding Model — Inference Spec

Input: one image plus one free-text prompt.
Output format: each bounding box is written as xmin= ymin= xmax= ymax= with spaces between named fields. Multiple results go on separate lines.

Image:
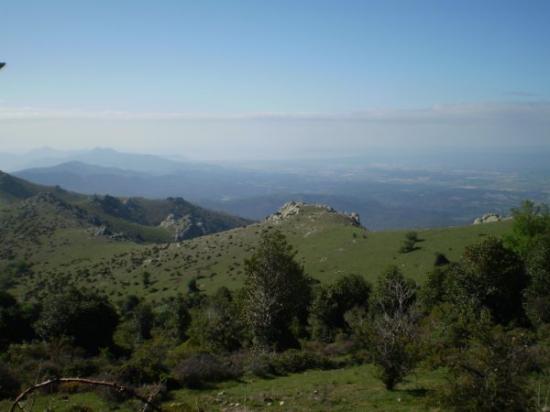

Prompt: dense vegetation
xmin=0 ymin=200 xmax=549 ymax=411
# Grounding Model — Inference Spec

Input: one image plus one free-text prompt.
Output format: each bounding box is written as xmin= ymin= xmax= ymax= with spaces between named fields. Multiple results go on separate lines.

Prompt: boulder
xmin=473 ymin=213 xmax=502 ymax=225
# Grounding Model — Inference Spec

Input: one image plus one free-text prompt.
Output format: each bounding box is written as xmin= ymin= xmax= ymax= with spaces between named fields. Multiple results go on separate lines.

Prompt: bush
xmin=309 ymin=274 xmax=371 ymax=342
xmin=451 ymin=237 xmax=527 ymax=325
xmin=3 ymin=340 xmax=90 ymax=387
xmin=35 ymin=288 xmax=119 ymax=354
xmin=271 ymin=349 xmax=335 ymax=374
xmin=243 ymin=349 xmax=336 ymax=378
xmin=0 ymin=291 xmax=35 ymax=350
xmin=399 ymin=231 xmax=420 ymax=253
xmin=187 ymin=289 xmax=244 ymax=353
xmin=440 ymin=322 xmax=535 ymax=411
xmin=0 ymin=361 xmax=20 ymax=400
xmin=114 ymin=338 xmax=170 ymax=385
xmin=369 ymin=267 xmax=419 ymax=390
xmin=172 ymin=353 xmax=241 ymax=389
xmin=524 ymin=235 xmax=550 ymax=327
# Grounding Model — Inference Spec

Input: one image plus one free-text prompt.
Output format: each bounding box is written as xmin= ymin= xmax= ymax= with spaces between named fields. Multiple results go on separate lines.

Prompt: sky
xmin=0 ymin=0 xmax=549 ymax=159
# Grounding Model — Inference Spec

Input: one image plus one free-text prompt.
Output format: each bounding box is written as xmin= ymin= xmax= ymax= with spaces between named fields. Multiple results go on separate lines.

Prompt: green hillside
xmin=5 ymin=201 xmax=513 ymax=303
xmin=0 ymin=170 xmax=84 ymax=206
xmin=0 ymin=171 xmax=250 ymax=248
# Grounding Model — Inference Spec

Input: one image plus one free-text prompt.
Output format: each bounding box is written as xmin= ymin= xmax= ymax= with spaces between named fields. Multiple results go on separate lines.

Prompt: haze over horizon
xmin=1 ymin=1 xmax=549 ymax=159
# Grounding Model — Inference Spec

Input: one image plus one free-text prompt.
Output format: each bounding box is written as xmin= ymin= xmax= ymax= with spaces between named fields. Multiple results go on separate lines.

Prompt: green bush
xmin=271 ymin=349 xmax=335 ymax=374
xmin=0 ymin=361 xmax=20 ymax=400
xmin=309 ymin=274 xmax=371 ymax=343
xmin=524 ymin=235 xmax=550 ymax=327
xmin=440 ymin=323 xmax=535 ymax=411
xmin=172 ymin=352 xmax=241 ymax=388
xmin=114 ymin=338 xmax=170 ymax=385
xmin=35 ymin=288 xmax=119 ymax=355
xmin=187 ymin=288 xmax=244 ymax=353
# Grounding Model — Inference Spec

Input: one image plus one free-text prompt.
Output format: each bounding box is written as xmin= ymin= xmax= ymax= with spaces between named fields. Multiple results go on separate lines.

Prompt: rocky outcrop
xmin=473 ymin=213 xmax=502 ymax=225
xmin=160 ymin=213 xmax=206 ymax=241
xmin=266 ymin=201 xmax=361 ymax=227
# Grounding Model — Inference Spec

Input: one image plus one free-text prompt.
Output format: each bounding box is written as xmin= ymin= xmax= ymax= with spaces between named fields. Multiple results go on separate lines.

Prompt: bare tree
xmin=369 ymin=266 xmax=419 ymax=390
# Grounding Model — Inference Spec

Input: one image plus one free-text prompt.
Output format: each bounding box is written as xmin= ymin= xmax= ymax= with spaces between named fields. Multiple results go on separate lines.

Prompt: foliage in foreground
xmin=1 ymin=203 xmax=550 ymax=411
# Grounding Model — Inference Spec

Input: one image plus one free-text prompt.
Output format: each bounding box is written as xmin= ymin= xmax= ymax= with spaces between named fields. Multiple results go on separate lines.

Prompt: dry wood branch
xmin=10 ymin=378 xmax=162 ymax=412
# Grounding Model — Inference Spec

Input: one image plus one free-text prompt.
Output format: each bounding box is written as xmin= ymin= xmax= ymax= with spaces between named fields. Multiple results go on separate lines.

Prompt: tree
xmin=242 ymin=230 xmax=312 ymax=350
xmin=421 ymin=265 xmax=452 ymax=312
xmin=188 ymin=287 xmax=244 ymax=352
xmin=369 ymin=266 xmax=418 ymax=390
xmin=441 ymin=316 xmax=534 ymax=412
xmin=133 ymin=303 xmax=155 ymax=342
xmin=142 ymin=271 xmax=152 ymax=288
xmin=399 ymin=231 xmax=420 ymax=253
xmin=523 ymin=234 xmax=550 ymax=327
xmin=162 ymin=294 xmax=191 ymax=342
xmin=36 ymin=288 xmax=119 ymax=354
xmin=0 ymin=291 xmax=35 ymax=351
xmin=506 ymin=200 xmax=550 ymax=257
xmin=309 ymin=274 xmax=371 ymax=342
xmin=450 ymin=237 xmax=527 ymax=325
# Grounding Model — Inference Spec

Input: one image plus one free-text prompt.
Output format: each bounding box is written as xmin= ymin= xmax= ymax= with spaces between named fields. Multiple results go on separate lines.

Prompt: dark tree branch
xmin=10 ymin=378 xmax=162 ymax=412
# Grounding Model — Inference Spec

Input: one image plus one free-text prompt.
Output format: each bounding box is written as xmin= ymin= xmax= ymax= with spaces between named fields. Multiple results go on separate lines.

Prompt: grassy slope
xmin=0 ymin=206 xmax=520 ymax=412
xmin=0 ymin=365 xmax=446 ymax=411
xmin=8 ymin=204 xmax=513 ymax=303
xmin=3 ymin=366 xmax=545 ymax=411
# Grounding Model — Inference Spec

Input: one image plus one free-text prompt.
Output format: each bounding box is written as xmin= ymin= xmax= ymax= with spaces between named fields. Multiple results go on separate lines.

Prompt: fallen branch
xmin=10 ymin=378 xmax=162 ymax=412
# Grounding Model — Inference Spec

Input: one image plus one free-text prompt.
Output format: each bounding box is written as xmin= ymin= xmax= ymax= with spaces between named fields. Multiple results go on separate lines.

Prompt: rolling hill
xmin=2 ymin=191 xmax=513 ymax=303
xmin=0 ymin=171 xmax=251 ymax=255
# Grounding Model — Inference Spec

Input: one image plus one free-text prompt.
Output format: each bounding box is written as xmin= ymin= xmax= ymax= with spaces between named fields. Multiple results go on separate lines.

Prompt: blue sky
xmin=1 ymin=1 xmax=549 ymax=158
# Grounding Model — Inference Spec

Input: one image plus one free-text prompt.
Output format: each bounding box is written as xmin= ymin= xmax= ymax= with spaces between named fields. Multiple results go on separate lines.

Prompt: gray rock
xmin=473 ymin=213 xmax=502 ymax=225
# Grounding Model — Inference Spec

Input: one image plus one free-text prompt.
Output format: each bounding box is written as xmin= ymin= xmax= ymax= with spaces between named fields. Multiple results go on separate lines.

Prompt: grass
xmin=6 ymin=204 xmax=513 ymax=302
xmin=168 ymin=364 xmax=445 ymax=411
xmin=0 ymin=391 xmax=139 ymax=412
xmin=0 ymin=365 xmax=446 ymax=411
xmin=2 ymin=362 xmax=548 ymax=411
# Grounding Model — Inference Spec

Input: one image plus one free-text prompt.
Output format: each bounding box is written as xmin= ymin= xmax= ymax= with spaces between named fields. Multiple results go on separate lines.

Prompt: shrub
xmin=187 ymin=289 xmax=244 ymax=353
xmin=271 ymin=349 xmax=335 ymax=374
xmin=369 ymin=267 xmax=419 ymax=390
xmin=35 ymin=288 xmax=119 ymax=354
xmin=0 ymin=291 xmax=35 ymax=350
xmin=451 ymin=237 xmax=527 ymax=325
xmin=114 ymin=338 xmax=170 ymax=385
xmin=0 ymin=361 xmax=20 ymax=400
xmin=440 ymin=322 xmax=535 ymax=411
xmin=524 ymin=235 xmax=550 ymax=327
xmin=399 ymin=231 xmax=420 ymax=253
xmin=172 ymin=352 xmax=241 ymax=388
xmin=309 ymin=274 xmax=371 ymax=343
xmin=3 ymin=339 xmax=91 ymax=387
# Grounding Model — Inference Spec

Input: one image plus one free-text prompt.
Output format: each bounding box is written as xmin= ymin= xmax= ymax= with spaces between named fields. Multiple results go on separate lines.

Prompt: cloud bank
xmin=0 ymin=101 xmax=549 ymax=122
xmin=1 ymin=101 xmax=549 ymax=159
